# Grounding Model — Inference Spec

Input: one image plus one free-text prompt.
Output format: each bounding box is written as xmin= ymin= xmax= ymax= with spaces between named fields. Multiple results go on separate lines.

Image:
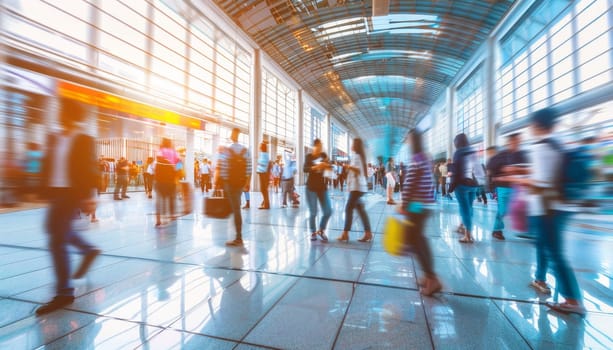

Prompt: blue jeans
xmin=343 ymin=191 xmax=371 ymax=232
xmin=225 ymin=185 xmax=243 ymax=239
xmin=455 ymin=185 xmax=478 ymax=232
xmin=46 ymin=188 xmax=96 ymax=296
xmin=306 ymin=189 xmax=332 ymax=233
xmin=530 ymin=211 xmax=581 ymax=301
xmin=493 ymin=187 xmax=514 ymax=231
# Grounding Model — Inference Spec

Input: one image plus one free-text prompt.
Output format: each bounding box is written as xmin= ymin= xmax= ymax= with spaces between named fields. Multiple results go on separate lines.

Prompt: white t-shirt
xmin=200 ymin=162 xmax=210 ymax=175
xmin=526 ymin=141 xmax=562 ymax=216
xmin=347 ymin=152 xmax=368 ymax=192
xmin=49 ymin=133 xmax=74 ymax=188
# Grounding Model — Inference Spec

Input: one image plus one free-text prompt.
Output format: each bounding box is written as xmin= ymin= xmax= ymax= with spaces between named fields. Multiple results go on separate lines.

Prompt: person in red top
xmin=399 ymin=129 xmax=442 ymax=296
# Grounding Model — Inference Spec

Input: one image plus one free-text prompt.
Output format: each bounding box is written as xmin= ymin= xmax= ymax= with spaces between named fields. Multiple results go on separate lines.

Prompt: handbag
xmin=509 ymin=186 xmax=527 ymax=232
xmin=383 ymin=214 xmax=414 ymax=256
xmin=204 ymin=189 xmax=232 ymax=219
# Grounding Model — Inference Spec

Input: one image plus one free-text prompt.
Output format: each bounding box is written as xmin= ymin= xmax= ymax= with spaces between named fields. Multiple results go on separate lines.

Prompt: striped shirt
xmin=401 ymin=152 xmax=435 ymax=209
xmin=218 ymin=143 xmax=252 ymax=180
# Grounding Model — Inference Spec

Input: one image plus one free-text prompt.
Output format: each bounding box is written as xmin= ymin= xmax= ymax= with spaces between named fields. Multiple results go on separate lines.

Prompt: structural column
xmin=251 ymin=49 xmax=263 ymax=190
xmin=326 ymin=114 xmax=332 ymax=158
xmin=296 ymin=90 xmax=304 ymax=185
xmin=484 ymin=36 xmax=497 ymax=149
xmin=446 ymin=88 xmax=455 ymax=159
xmin=185 ymin=128 xmax=195 ymax=185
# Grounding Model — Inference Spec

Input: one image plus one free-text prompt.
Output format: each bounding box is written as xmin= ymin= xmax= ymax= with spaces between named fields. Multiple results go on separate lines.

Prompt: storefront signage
xmin=57 ymin=80 xmax=205 ymax=130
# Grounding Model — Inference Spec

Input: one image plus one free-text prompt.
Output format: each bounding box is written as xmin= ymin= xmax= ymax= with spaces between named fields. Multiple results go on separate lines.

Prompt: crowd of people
xmin=32 ymin=97 xmax=603 ymax=319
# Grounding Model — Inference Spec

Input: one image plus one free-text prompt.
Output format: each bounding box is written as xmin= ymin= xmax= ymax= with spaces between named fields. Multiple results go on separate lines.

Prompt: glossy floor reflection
xmin=0 ymin=188 xmax=612 ymax=349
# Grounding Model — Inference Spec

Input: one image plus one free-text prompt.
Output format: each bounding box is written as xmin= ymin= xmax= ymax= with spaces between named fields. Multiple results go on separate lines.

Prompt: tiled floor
xmin=0 ymin=188 xmax=612 ymax=349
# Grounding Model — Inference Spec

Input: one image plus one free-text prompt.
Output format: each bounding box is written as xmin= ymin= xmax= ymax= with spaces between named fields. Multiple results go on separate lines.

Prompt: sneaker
xmin=122 ymin=195 xmax=130 ymax=199
xmin=492 ymin=231 xmax=505 ymax=240
xmin=114 ymin=197 xmax=122 ymax=201
xmin=318 ymin=231 xmax=328 ymax=242
xmin=530 ymin=280 xmax=551 ymax=295
xmin=36 ymin=295 xmax=75 ymax=316
xmin=546 ymin=301 xmax=586 ymax=316
xmin=225 ymin=239 xmax=244 ymax=247
xmin=73 ymin=248 xmax=101 ymax=279
xmin=310 ymin=233 xmax=318 ymax=241
xmin=281 ymin=204 xmax=287 ymax=208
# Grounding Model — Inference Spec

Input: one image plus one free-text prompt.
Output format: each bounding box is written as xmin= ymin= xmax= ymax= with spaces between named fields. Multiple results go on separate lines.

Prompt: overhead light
xmin=370 ymin=14 xmax=440 ymax=35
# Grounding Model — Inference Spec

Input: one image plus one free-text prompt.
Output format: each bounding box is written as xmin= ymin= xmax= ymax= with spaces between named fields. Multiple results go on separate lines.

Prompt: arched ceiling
xmin=212 ymin=0 xmax=517 ymax=158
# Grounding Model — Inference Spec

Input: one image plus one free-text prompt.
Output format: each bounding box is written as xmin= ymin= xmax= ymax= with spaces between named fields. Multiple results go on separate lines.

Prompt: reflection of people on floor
xmin=155 ymin=230 xmax=178 ymax=301
xmin=536 ymin=306 xmax=585 ymax=349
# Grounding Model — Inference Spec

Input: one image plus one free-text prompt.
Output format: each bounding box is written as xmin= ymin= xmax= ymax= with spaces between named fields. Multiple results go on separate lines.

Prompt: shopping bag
xmin=509 ymin=186 xmax=527 ymax=232
xmin=383 ymin=214 xmax=414 ymax=256
xmin=204 ymin=189 xmax=232 ymax=219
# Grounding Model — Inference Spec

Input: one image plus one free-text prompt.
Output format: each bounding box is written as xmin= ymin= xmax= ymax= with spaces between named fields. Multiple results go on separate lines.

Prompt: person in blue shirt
xmin=256 ymin=142 xmax=270 ymax=209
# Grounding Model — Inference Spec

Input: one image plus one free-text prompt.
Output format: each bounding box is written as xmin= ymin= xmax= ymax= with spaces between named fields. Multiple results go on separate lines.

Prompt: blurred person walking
xmin=256 ymin=142 xmax=271 ymax=209
xmin=399 ymin=130 xmax=442 ymax=296
xmin=24 ymin=142 xmax=43 ymax=198
xmin=144 ymin=157 xmax=154 ymax=199
xmin=449 ymin=133 xmax=483 ymax=243
xmin=200 ymin=158 xmax=211 ymax=194
xmin=113 ymin=157 xmax=129 ymax=200
xmin=385 ymin=157 xmax=397 ymax=204
xmin=271 ymin=158 xmax=282 ymax=193
xmin=154 ymin=138 xmax=179 ymax=227
xmin=281 ymin=151 xmax=297 ymax=208
xmin=337 ymin=138 xmax=372 ymax=243
xmin=439 ymin=160 xmax=452 ymax=199
xmin=486 ymin=133 xmax=527 ymax=240
xmin=304 ymin=139 xmax=333 ymax=241
xmin=503 ymin=108 xmax=585 ymax=315
xmin=37 ymin=98 xmax=101 ymax=316
xmin=215 ymin=128 xmax=252 ymax=246
xmin=433 ymin=161 xmax=441 ymax=195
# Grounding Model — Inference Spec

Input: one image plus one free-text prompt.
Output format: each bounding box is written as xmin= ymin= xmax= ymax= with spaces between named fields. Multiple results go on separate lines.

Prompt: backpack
xmin=155 ymin=156 xmax=175 ymax=183
xmin=226 ymin=147 xmax=247 ymax=188
xmin=544 ymin=139 xmax=592 ymax=201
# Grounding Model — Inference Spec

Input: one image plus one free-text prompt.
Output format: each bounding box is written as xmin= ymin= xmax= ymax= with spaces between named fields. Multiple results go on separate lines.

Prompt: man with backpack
xmin=502 ymin=108 xmax=585 ymax=315
xmin=215 ymin=128 xmax=252 ymax=247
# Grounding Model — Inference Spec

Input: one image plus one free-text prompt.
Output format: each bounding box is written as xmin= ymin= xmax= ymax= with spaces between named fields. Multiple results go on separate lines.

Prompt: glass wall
xmin=498 ymin=0 xmax=612 ymax=124
xmin=2 ymin=0 xmax=253 ymax=126
xmin=456 ymin=67 xmax=484 ymax=141
xmin=303 ymin=105 xmax=324 ymax=148
xmin=331 ymin=123 xmax=349 ymax=161
xmin=431 ymin=106 xmax=449 ymax=158
xmin=262 ymin=69 xmax=297 ymax=149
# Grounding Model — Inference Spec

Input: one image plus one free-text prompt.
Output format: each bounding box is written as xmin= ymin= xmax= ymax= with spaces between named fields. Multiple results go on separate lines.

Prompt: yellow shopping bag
xmin=383 ymin=215 xmax=414 ymax=256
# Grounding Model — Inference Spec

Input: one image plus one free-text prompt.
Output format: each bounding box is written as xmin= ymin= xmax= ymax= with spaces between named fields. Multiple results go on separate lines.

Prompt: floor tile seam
xmin=234 ymin=272 xmax=302 ymax=346
xmin=0 ymin=253 xmax=120 ymax=285
xmin=6 ymin=258 xmax=161 ymax=301
xmin=2 ymin=309 xmax=100 ymax=347
xmin=326 ymin=242 xmax=377 ymax=349
xmin=413 ymin=261 xmax=436 ymax=350
xmin=330 ymin=281 xmax=359 ymax=350
xmin=491 ymin=297 xmax=536 ymax=350
xmin=451 ymin=256 xmax=613 ymax=279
